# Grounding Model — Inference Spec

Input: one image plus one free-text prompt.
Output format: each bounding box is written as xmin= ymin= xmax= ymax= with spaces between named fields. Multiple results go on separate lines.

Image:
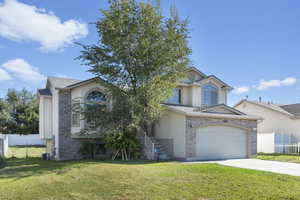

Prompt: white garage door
xmin=196 ymin=126 xmax=247 ymax=160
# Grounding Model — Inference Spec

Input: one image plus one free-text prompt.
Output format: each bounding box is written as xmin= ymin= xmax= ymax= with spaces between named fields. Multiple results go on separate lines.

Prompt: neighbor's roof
xmin=234 ymin=100 xmax=296 ymax=117
xmin=47 ymin=76 xmax=82 ymax=89
xmin=279 ymin=104 xmax=300 ymax=116
xmin=163 ymin=104 xmax=262 ymax=120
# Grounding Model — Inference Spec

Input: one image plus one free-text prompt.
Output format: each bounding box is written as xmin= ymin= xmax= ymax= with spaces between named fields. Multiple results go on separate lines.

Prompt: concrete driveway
xmin=187 ymin=159 xmax=300 ymax=177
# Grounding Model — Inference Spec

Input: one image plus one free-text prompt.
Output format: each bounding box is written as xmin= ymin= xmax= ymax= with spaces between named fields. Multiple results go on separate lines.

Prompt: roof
xmin=163 ymin=104 xmax=262 ymax=120
xmin=47 ymin=76 xmax=81 ymax=89
xmin=45 ymin=67 xmax=232 ymax=92
xmin=201 ymin=104 xmax=246 ymax=115
xmin=197 ymin=75 xmax=233 ymax=90
xmin=187 ymin=67 xmax=207 ymax=78
xmin=280 ymin=104 xmax=300 ymax=116
xmin=66 ymin=77 xmax=102 ymax=89
xmin=234 ymin=100 xmax=295 ymax=117
xmin=38 ymin=88 xmax=52 ymax=96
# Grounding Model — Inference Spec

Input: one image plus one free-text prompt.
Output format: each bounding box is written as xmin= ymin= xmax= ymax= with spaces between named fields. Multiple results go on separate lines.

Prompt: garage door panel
xmin=196 ymin=126 xmax=247 ymax=160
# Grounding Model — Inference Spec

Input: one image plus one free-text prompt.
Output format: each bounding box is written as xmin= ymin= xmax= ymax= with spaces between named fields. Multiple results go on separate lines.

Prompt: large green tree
xmin=78 ymin=0 xmax=191 ymax=159
xmin=0 ymin=89 xmax=38 ymax=134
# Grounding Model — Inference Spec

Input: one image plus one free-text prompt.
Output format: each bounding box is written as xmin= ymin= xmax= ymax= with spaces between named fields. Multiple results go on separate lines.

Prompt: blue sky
xmin=0 ymin=0 xmax=300 ymax=106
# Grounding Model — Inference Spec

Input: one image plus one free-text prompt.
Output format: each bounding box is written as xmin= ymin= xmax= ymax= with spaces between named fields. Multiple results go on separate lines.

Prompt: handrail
xmin=142 ymin=132 xmax=156 ymax=160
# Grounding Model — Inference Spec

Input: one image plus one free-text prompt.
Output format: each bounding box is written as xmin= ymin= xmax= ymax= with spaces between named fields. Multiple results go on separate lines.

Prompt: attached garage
xmin=156 ymin=104 xmax=260 ymax=161
xmin=196 ymin=126 xmax=247 ymax=160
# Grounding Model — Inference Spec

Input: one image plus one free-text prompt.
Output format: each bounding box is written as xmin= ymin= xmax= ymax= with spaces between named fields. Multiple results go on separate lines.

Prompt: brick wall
xmin=57 ymin=90 xmax=82 ymax=160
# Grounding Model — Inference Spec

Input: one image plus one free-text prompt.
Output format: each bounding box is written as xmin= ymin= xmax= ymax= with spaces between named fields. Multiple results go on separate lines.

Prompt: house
xmin=235 ymin=100 xmax=300 ymax=153
xmin=0 ymin=134 xmax=8 ymax=157
xmin=38 ymin=67 xmax=260 ymax=161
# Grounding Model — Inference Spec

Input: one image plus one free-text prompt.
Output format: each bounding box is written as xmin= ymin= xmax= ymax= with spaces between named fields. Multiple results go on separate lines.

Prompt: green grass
xmin=1 ymin=149 xmax=300 ymax=200
xmin=256 ymin=153 xmax=300 ymax=163
xmin=8 ymin=146 xmax=45 ymax=158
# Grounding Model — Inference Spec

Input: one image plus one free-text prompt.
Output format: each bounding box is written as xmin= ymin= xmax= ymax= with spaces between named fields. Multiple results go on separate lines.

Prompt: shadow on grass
xmin=0 ymin=157 xmax=158 ymax=179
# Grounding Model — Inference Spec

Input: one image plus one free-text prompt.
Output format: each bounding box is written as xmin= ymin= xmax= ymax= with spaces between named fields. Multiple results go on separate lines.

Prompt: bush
xmin=0 ymin=156 xmax=5 ymax=168
xmin=105 ymin=131 xmax=142 ymax=160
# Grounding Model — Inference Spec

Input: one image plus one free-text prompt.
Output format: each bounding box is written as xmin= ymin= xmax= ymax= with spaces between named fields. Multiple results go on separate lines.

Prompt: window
xmin=86 ymin=90 xmax=107 ymax=104
xmin=72 ymin=112 xmax=80 ymax=127
xmin=202 ymin=84 xmax=218 ymax=107
xmin=72 ymin=102 xmax=81 ymax=127
xmin=85 ymin=90 xmax=107 ymax=127
xmin=166 ymin=88 xmax=182 ymax=104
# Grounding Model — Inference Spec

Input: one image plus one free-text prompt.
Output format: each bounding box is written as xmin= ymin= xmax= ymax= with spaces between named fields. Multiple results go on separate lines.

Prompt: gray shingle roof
xmin=235 ymin=100 xmax=295 ymax=116
xmin=47 ymin=76 xmax=81 ymax=88
xmin=280 ymin=104 xmax=300 ymax=116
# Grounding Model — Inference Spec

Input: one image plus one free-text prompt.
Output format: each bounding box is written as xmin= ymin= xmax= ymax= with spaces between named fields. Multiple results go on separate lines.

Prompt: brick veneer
xmin=58 ymin=90 xmax=82 ymax=160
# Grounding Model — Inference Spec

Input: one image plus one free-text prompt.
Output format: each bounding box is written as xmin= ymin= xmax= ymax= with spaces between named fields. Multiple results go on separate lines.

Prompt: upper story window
xmin=84 ymin=90 xmax=107 ymax=128
xmin=202 ymin=84 xmax=218 ymax=107
xmin=71 ymin=101 xmax=81 ymax=128
xmin=166 ymin=88 xmax=182 ymax=104
xmin=86 ymin=90 xmax=107 ymax=104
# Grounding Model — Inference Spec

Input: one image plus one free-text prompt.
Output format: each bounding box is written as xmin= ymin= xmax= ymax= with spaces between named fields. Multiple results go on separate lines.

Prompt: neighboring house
xmin=0 ymin=134 xmax=8 ymax=157
xmin=38 ymin=67 xmax=260 ymax=161
xmin=235 ymin=100 xmax=300 ymax=153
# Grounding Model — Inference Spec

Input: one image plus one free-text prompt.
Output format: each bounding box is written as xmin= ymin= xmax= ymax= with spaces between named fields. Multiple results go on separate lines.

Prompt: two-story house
xmin=38 ymin=67 xmax=260 ymax=161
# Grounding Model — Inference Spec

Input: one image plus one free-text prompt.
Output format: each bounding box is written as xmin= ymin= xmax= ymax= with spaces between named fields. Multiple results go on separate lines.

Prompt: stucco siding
xmin=236 ymin=102 xmax=300 ymax=142
xmin=155 ymin=111 xmax=186 ymax=158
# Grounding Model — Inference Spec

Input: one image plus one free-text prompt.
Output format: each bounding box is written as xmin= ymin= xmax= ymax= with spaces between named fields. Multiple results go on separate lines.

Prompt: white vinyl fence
xmin=275 ymin=143 xmax=300 ymax=154
xmin=8 ymin=134 xmax=45 ymax=146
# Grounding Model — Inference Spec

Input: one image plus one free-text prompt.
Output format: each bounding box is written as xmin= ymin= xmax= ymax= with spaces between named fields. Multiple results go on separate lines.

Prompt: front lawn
xmin=256 ymin=153 xmax=300 ymax=163
xmin=8 ymin=146 xmax=45 ymax=158
xmin=1 ymin=157 xmax=300 ymax=200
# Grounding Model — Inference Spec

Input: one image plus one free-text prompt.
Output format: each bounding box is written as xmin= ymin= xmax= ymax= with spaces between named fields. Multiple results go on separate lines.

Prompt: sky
xmin=0 ymin=0 xmax=300 ymax=106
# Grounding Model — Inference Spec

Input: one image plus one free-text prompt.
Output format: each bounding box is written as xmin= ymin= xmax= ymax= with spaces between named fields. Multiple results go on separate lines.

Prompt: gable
xmin=198 ymin=76 xmax=232 ymax=90
xmin=202 ymin=104 xmax=245 ymax=115
xmin=71 ymin=81 xmax=107 ymax=101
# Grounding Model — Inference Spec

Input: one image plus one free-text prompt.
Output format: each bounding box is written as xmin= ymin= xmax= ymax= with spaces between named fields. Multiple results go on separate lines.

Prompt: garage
xmin=196 ymin=126 xmax=247 ymax=160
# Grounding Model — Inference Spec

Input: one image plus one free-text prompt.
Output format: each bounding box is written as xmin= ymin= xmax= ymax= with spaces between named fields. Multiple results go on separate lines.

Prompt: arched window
xmin=84 ymin=90 xmax=107 ymax=128
xmin=86 ymin=90 xmax=107 ymax=104
xmin=202 ymin=84 xmax=218 ymax=107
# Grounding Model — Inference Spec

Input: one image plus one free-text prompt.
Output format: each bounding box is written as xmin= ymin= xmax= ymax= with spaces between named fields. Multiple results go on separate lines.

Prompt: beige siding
xmin=154 ymin=111 xmax=186 ymax=158
xmin=39 ymin=96 xmax=53 ymax=139
xmin=236 ymin=102 xmax=300 ymax=141
xmin=71 ymin=82 xmax=107 ymax=134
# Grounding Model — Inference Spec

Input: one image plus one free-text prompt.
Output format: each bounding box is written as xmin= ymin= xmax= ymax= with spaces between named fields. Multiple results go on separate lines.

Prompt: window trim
xmin=166 ymin=88 xmax=182 ymax=105
xmin=71 ymin=102 xmax=81 ymax=128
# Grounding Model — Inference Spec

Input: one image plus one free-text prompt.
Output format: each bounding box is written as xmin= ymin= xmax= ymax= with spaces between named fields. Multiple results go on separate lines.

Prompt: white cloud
xmin=0 ymin=0 xmax=88 ymax=51
xmin=1 ymin=59 xmax=46 ymax=82
xmin=233 ymin=86 xmax=249 ymax=94
xmin=255 ymin=77 xmax=297 ymax=90
xmin=0 ymin=68 xmax=11 ymax=81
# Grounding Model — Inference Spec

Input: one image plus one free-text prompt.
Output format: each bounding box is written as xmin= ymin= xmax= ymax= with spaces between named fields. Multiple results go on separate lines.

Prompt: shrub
xmin=0 ymin=156 xmax=5 ymax=168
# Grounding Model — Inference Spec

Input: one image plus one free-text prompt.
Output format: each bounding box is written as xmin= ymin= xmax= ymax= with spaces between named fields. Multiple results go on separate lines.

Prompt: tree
xmin=78 ymin=0 xmax=191 ymax=159
xmin=0 ymin=89 xmax=38 ymax=134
